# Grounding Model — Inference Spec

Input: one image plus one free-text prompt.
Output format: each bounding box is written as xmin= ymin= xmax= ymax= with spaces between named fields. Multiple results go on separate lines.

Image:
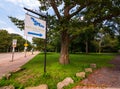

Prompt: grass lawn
xmin=0 ymin=52 xmax=116 ymax=89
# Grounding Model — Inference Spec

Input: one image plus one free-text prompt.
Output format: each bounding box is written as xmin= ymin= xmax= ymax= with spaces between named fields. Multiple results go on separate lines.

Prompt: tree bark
xmin=59 ymin=31 xmax=70 ymax=64
xmin=85 ymin=41 xmax=88 ymax=54
xmin=99 ymin=40 xmax=102 ymax=53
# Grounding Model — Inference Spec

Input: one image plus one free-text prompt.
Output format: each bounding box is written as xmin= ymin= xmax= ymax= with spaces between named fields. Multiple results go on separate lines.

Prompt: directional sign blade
xmin=24 ymin=14 xmax=46 ymax=39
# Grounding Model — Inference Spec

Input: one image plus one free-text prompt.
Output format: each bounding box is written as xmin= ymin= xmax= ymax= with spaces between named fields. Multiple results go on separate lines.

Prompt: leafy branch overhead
xmin=9 ymin=16 xmax=24 ymax=30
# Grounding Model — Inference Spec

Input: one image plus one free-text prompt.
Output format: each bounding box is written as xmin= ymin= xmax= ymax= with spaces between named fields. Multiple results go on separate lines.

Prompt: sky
xmin=0 ymin=0 xmax=41 ymax=42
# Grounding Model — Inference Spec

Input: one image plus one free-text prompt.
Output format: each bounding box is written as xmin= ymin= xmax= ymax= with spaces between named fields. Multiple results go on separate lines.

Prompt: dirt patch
xmin=81 ymin=68 xmax=120 ymax=87
xmin=110 ymin=55 xmax=120 ymax=71
xmin=73 ymin=55 xmax=120 ymax=89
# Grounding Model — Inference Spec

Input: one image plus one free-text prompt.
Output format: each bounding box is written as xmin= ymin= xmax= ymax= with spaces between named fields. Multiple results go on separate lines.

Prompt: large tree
xmin=9 ymin=0 xmax=120 ymax=64
xmin=38 ymin=0 xmax=120 ymax=64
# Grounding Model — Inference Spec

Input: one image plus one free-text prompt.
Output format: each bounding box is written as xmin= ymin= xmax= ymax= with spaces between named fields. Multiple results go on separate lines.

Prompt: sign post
xmin=11 ymin=39 xmax=17 ymax=62
xmin=24 ymin=7 xmax=47 ymax=73
xmin=24 ymin=36 xmax=28 ymax=57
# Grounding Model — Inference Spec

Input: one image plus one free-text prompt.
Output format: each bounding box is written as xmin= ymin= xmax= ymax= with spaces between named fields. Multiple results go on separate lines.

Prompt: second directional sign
xmin=12 ymin=39 xmax=17 ymax=47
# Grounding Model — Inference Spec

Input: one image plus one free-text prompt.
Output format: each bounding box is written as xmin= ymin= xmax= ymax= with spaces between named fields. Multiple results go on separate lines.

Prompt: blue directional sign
xmin=24 ymin=14 xmax=46 ymax=39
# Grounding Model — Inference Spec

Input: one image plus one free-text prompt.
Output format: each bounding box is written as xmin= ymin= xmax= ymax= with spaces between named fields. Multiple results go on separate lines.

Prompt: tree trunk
xmin=85 ymin=41 xmax=88 ymax=54
xmin=59 ymin=31 xmax=70 ymax=64
xmin=99 ymin=40 xmax=102 ymax=53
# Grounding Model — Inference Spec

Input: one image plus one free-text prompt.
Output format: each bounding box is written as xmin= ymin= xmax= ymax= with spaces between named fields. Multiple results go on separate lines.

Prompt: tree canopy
xmin=9 ymin=0 xmax=120 ymax=64
xmin=0 ymin=29 xmax=31 ymax=52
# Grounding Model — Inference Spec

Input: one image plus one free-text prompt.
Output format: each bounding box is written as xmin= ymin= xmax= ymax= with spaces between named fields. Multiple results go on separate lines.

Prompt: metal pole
xmin=11 ymin=47 xmax=14 ymax=62
xmin=44 ymin=13 xmax=48 ymax=73
xmin=11 ymin=39 xmax=17 ymax=62
xmin=24 ymin=36 xmax=27 ymax=57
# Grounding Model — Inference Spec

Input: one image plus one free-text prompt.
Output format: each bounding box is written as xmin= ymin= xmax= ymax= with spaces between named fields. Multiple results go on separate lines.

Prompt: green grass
xmin=0 ymin=53 xmax=116 ymax=89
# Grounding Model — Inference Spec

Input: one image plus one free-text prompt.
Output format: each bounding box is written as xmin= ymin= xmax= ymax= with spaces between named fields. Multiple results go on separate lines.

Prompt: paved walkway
xmin=0 ymin=51 xmax=39 ymax=78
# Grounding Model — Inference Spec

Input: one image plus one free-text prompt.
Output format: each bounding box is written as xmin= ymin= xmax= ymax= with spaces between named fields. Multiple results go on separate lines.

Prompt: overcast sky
xmin=0 ymin=0 xmax=41 ymax=42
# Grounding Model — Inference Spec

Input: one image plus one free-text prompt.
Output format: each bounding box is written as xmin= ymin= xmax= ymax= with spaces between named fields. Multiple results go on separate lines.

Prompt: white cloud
xmin=22 ymin=0 xmax=40 ymax=9
xmin=5 ymin=0 xmax=18 ymax=4
xmin=3 ymin=27 xmax=32 ymax=42
xmin=3 ymin=27 xmax=23 ymax=35
xmin=6 ymin=0 xmax=40 ymax=9
xmin=0 ymin=2 xmax=10 ymax=13
xmin=6 ymin=27 xmax=18 ymax=33
xmin=0 ymin=20 xmax=6 ymax=25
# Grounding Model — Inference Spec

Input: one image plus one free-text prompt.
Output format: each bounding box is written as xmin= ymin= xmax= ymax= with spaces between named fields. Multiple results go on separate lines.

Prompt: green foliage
xmin=83 ymin=0 xmax=120 ymax=23
xmin=0 ymin=29 xmax=31 ymax=52
xmin=10 ymin=34 xmax=25 ymax=51
xmin=10 ymin=33 xmax=32 ymax=51
xmin=0 ymin=30 xmax=11 ymax=52
xmin=0 ymin=53 xmax=115 ymax=89
xmin=9 ymin=16 xmax=24 ymax=30
xmin=32 ymin=37 xmax=44 ymax=51
xmin=102 ymin=34 xmax=118 ymax=52
xmin=8 ymin=0 xmax=120 ymax=64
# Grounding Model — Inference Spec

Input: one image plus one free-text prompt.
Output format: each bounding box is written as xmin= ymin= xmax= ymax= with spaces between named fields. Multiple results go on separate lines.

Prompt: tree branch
xmin=93 ymin=13 xmax=120 ymax=25
xmin=69 ymin=1 xmax=95 ymax=19
xmin=69 ymin=6 xmax=85 ymax=19
xmin=50 ymin=0 xmax=61 ymax=20
xmin=64 ymin=1 xmax=76 ymax=17
xmin=64 ymin=5 xmax=73 ymax=17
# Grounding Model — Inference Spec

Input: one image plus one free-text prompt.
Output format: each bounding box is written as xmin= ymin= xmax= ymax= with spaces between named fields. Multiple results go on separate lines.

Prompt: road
xmin=0 ymin=51 xmax=39 ymax=78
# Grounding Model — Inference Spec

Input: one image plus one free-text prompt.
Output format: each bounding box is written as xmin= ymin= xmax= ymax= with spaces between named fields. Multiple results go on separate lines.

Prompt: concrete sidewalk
xmin=0 ymin=51 xmax=39 ymax=78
